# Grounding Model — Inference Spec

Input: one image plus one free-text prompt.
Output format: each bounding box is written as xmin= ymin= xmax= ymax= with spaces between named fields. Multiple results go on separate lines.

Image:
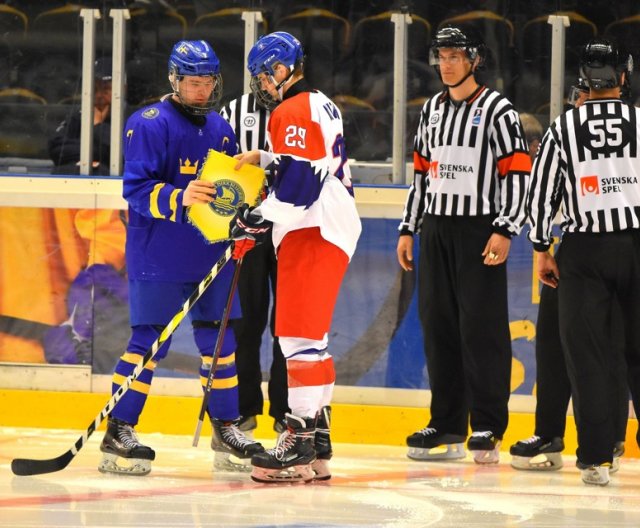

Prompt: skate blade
xmin=581 ymin=466 xmax=610 ymax=486
xmin=98 ymin=453 xmax=151 ymax=476
xmin=470 ymin=442 xmax=501 ymax=465
xmin=510 ymin=453 xmax=563 ymax=471
xmin=311 ymin=459 xmax=331 ymax=481
xmin=251 ymin=464 xmax=314 ymax=484
xmin=213 ymin=451 xmax=251 ymax=473
xmin=407 ymin=443 xmax=466 ymax=461
xmin=610 ymin=457 xmax=620 ymax=474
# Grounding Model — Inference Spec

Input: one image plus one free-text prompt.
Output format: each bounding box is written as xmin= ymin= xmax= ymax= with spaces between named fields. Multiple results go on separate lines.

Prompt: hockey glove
xmin=229 ymin=203 xmax=272 ymax=260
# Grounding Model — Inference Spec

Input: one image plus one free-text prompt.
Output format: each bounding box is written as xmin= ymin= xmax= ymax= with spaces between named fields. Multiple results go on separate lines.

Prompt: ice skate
xmin=611 ymin=441 xmax=624 ymax=474
xmin=211 ymin=418 xmax=264 ymax=472
xmin=406 ymin=426 xmax=466 ymax=461
xmin=251 ymin=413 xmax=316 ymax=484
xmin=98 ymin=417 xmax=156 ymax=476
xmin=577 ymin=461 xmax=611 ymax=486
xmin=467 ymin=431 xmax=501 ymax=464
xmin=312 ymin=406 xmax=332 ymax=481
xmin=237 ymin=415 xmax=258 ymax=440
xmin=509 ymin=435 xmax=564 ymax=471
xmin=274 ymin=417 xmax=287 ymax=434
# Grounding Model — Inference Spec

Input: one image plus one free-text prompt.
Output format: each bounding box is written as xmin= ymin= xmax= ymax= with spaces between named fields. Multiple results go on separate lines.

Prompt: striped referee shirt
xmin=220 ymin=93 xmax=270 ymax=153
xmin=399 ymin=86 xmax=531 ymax=237
xmin=527 ymin=98 xmax=640 ymax=251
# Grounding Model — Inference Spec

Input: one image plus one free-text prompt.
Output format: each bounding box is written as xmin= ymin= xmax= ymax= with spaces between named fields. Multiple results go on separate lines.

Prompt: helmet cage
xmin=567 ymin=77 xmax=589 ymax=106
xmin=249 ymin=75 xmax=279 ymax=111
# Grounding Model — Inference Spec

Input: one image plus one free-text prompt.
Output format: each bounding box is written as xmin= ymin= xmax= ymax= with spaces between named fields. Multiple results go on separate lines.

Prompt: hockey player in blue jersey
xmin=98 ymin=40 xmax=264 ymax=475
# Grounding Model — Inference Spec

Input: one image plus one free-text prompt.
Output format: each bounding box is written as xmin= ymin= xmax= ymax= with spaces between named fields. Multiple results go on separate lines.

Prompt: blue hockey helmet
xmin=168 ymin=40 xmax=223 ymax=114
xmin=247 ymin=31 xmax=304 ymax=78
xmin=247 ymin=32 xmax=304 ymax=109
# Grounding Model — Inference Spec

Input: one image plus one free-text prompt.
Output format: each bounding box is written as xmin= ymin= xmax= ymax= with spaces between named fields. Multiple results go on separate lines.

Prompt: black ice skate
xmin=211 ymin=418 xmax=264 ymax=472
xmin=237 ymin=415 xmax=258 ymax=440
xmin=467 ymin=431 xmax=501 ymax=464
xmin=406 ymin=426 xmax=466 ymax=461
xmin=509 ymin=435 xmax=564 ymax=471
xmin=250 ymin=413 xmax=316 ymax=484
xmin=98 ymin=417 xmax=156 ymax=476
xmin=312 ymin=406 xmax=332 ymax=481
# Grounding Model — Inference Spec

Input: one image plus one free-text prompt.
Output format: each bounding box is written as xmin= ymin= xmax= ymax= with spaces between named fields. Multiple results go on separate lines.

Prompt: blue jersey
xmin=123 ymin=98 xmax=237 ymax=282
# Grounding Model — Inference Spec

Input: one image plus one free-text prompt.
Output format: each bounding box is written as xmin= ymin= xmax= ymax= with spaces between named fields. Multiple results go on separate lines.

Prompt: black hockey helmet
xmin=579 ymin=38 xmax=633 ymax=90
xmin=428 ymin=25 xmax=487 ymax=68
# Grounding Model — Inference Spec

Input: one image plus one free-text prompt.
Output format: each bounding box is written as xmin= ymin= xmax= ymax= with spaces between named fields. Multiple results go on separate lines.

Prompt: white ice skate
xmin=610 ymin=441 xmax=624 ymax=474
xmin=579 ymin=462 xmax=611 ymax=486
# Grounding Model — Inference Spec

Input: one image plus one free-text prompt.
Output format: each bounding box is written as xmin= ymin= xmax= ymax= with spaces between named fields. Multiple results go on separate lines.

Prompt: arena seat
xmin=274 ymin=8 xmax=351 ymax=97
xmin=189 ymin=8 xmax=268 ymax=101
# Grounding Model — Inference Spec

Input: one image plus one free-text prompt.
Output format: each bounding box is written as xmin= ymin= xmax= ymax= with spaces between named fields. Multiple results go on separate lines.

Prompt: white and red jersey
xmin=254 ymin=82 xmax=361 ymax=259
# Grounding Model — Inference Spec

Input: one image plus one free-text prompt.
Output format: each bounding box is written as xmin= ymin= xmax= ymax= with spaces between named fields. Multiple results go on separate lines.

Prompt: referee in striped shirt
xmin=220 ymin=92 xmax=289 ymax=434
xmin=397 ymin=25 xmax=531 ymax=464
xmin=527 ymin=38 xmax=640 ymax=486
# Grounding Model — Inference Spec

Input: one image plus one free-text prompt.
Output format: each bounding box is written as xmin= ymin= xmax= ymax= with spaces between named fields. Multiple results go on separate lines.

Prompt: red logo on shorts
xmin=580 ymin=175 xmax=599 ymax=196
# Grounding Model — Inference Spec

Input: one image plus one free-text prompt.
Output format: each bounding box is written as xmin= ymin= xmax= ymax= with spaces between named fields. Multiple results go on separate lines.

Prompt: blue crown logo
xmin=209 ymin=179 xmax=245 ymax=217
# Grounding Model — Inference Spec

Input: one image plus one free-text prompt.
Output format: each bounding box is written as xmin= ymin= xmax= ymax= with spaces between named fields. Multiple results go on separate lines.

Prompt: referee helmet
xmin=579 ymin=38 xmax=633 ymax=90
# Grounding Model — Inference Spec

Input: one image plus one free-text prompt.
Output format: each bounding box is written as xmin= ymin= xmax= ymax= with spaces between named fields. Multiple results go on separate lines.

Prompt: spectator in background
xmin=519 ymin=113 xmax=543 ymax=161
xmin=49 ymin=57 xmax=113 ymax=176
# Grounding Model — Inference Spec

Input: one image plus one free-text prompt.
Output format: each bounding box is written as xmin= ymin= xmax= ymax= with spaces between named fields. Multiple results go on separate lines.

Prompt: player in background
xmin=397 ymin=25 xmax=531 ymax=464
xmin=220 ymin=92 xmax=290 ymax=437
xmin=98 ymin=40 xmax=263 ymax=476
xmin=231 ymin=31 xmax=362 ymax=483
xmin=510 ymin=77 xmax=628 ymax=472
xmin=526 ymin=38 xmax=639 ymax=486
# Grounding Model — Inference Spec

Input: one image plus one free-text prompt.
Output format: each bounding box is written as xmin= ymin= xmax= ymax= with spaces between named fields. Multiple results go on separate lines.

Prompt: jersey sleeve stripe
xmin=149 ymin=183 xmax=164 ymax=219
xmin=497 ymin=151 xmax=531 ymax=176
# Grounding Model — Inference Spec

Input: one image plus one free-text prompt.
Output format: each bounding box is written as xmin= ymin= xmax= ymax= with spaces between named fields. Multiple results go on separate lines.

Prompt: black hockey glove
xmin=229 ymin=203 xmax=272 ymax=260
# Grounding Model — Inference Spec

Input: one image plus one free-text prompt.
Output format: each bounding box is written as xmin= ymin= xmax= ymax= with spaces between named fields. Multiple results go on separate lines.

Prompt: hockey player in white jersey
xmin=230 ymin=31 xmax=361 ymax=483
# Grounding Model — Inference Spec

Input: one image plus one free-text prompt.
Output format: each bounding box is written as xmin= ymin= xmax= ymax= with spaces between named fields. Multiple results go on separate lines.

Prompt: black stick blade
xmin=11 ymin=450 xmax=74 ymax=476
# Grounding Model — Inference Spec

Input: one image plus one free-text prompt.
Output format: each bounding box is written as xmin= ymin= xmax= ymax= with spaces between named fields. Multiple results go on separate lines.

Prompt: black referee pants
xmin=558 ymin=231 xmax=640 ymax=466
xmin=235 ymin=237 xmax=289 ymax=423
xmin=418 ymin=214 xmax=512 ymax=438
xmin=534 ymin=247 xmax=628 ymax=442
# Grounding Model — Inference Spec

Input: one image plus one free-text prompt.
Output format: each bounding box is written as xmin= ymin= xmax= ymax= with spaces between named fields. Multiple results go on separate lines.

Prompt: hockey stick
xmin=11 ymin=245 xmax=233 ymax=476
xmin=192 ymin=256 xmax=243 ymax=447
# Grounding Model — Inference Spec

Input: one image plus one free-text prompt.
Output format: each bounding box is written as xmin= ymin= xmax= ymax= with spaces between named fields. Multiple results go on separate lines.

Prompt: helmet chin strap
xmin=443 ymin=68 xmax=474 ymax=89
xmin=272 ymin=68 xmax=295 ymax=101
xmin=438 ymin=59 xmax=477 ymax=89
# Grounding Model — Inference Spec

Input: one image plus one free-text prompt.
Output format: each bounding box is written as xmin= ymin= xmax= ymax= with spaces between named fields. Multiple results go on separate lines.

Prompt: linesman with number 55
xmin=527 ymin=38 xmax=640 ymax=487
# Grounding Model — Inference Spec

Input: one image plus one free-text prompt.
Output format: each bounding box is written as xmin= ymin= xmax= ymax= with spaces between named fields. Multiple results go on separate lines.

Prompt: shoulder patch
xmin=142 ymin=108 xmax=160 ymax=119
